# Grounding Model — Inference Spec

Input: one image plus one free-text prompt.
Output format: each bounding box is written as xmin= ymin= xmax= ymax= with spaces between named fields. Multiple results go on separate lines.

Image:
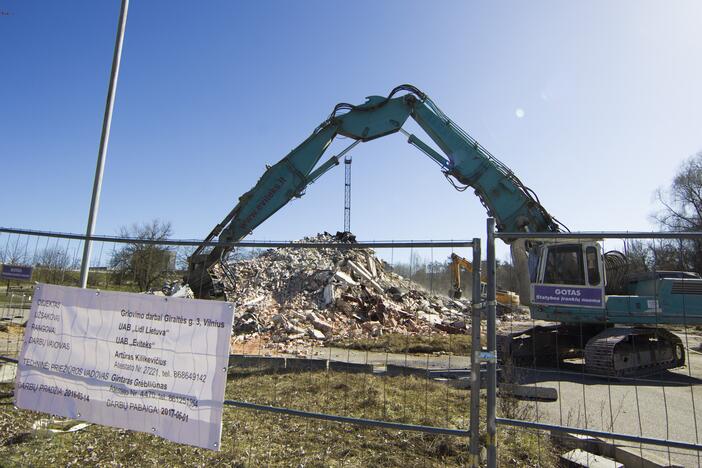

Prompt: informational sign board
xmin=531 ymin=284 xmax=605 ymax=309
xmin=1 ymin=264 xmax=33 ymax=281
xmin=15 ymin=284 xmax=234 ymax=450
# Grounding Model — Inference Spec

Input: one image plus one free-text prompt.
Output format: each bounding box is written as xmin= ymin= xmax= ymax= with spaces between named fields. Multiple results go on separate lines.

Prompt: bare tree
xmin=0 ymin=236 xmax=27 ymax=265
xmin=37 ymin=246 xmax=74 ymax=270
xmin=110 ymin=220 xmax=174 ymax=291
xmin=656 ymin=152 xmax=702 ymax=231
xmin=622 ymin=240 xmax=650 ymax=273
xmin=36 ymin=246 xmax=77 ymax=283
xmin=496 ymin=259 xmax=520 ymax=292
xmin=655 ymin=151 xmax=702 ymax=273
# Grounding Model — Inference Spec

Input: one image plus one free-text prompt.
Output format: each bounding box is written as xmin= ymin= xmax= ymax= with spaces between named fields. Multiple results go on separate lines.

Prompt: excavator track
xmin=498 ymin=324 xmax=587 ymax=368
xmin=584 ymin=327 xmax=685 ymax=377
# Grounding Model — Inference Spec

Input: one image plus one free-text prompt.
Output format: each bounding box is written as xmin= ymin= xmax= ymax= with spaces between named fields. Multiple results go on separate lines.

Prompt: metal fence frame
xmin=0 ymin=226 xmax=484 ymax=464
xmin=19 ymin=222 xmax=702 ymax=464
xmin=487 ymin=217 xmax=702 ymax=467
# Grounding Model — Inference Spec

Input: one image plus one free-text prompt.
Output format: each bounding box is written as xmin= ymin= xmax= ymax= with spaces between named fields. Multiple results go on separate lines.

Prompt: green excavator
xmin=186 ymin=85 xmax=702 ymax=376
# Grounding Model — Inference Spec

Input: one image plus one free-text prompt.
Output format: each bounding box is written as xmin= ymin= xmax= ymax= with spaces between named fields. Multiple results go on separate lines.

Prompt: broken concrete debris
xmin=212 ymin=232 xmax=478 ymax=352
xmin=146 ymin=281 xmax=195 ymax=298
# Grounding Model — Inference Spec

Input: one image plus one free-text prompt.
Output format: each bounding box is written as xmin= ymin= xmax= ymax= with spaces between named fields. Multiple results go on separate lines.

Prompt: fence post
xmin=469 ymin=238 xmax=481 ymax=466
xmin=486 ymin=218 xmax=497 ymax=468
xmin=79 ymin=0 xmax=130 ymax=288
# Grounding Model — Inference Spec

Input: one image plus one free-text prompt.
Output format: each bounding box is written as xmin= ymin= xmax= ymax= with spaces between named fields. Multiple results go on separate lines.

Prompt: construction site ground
xmin=6 ymin=322 xmax=702 ymax=464
xmin=510 ymin=327 xmax=702 ymax=467
xmin=4 ymin=315 xmax=702 ymax=465
xmin=227 ymin=324 xmax=702 ymax=467
xmin=228 ymin=321 xmax=702 ymax=467
xmin=0 ymin=371 xmax=555 ymax=467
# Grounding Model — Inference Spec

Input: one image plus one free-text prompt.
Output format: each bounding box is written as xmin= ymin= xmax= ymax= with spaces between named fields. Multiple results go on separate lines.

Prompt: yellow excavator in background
xmin=448 ymin=253 xmax=520 ymax=312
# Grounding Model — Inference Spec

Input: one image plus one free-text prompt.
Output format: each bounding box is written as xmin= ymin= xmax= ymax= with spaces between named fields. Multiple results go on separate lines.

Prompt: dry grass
xmin=0 ymin=370 xmax=556 ymax=467
xmin=0 ymin=324 xmax=24 ymax=358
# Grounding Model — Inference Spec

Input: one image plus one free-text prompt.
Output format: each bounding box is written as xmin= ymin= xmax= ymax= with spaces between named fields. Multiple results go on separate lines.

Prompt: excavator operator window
xmin=586 ymin=246 xmax=600 ymax=286
xmin=543 ymin=244 xmax=585 ymax=285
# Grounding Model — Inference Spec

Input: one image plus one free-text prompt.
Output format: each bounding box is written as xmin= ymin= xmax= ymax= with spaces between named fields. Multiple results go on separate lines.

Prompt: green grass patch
xmin=328 ymin=332 xmax=475 ymax=355
xmin=0 ymin=371 xmax=555 ymax=467
xmin=0 ymin=269 xmax=186 ymax=300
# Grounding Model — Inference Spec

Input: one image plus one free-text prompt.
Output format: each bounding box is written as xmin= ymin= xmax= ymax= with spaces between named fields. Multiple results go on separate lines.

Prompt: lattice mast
xmin=343 ymin=156 xmax=352 ymax=232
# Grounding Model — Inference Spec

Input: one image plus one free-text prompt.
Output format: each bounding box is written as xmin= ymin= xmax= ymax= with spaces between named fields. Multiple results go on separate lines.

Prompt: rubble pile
xmin=213 ymin=232 xmax=472 ymax=352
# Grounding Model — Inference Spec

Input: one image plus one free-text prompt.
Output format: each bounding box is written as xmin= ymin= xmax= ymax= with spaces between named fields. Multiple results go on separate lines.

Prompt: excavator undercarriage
xmin=584 ymin=327 xmax=685 ymax=376
xmin=499 ymin=324 xmax=685 ymax=377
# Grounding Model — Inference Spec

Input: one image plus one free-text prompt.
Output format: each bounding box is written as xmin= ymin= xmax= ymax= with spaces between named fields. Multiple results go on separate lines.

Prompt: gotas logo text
xmin=554 ymin=288 xmax=582 ymax=296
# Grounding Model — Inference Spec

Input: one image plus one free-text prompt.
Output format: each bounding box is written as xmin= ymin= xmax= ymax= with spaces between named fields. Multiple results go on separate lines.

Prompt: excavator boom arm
xmin=409 ymin=98 xmax=558 ymax=233
xmin=187 ymin=85 xmax=559 ymax=296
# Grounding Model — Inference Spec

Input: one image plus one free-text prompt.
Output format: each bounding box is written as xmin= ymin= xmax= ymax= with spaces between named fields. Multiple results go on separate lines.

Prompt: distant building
xmin=166 ymin=251 xmax=177 ymax=271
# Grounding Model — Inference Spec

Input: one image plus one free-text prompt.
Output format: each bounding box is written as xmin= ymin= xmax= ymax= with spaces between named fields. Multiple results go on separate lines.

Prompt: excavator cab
xmin=507 ymin=240 xmax=692 ymax=375
xmin=529 ymin=241 xmax=606 ymax=309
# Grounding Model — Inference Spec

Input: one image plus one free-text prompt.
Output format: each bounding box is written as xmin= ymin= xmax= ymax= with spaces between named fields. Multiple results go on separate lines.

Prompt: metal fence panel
xmin=0 ymin=227 xmax=483 ymax=465
xmin=487 ymin=217 xmax=702 ymax=467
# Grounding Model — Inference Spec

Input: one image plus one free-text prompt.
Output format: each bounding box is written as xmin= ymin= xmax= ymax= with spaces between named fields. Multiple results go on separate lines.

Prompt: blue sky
xmin=2 ymin=1 xmax=702 ymax=261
